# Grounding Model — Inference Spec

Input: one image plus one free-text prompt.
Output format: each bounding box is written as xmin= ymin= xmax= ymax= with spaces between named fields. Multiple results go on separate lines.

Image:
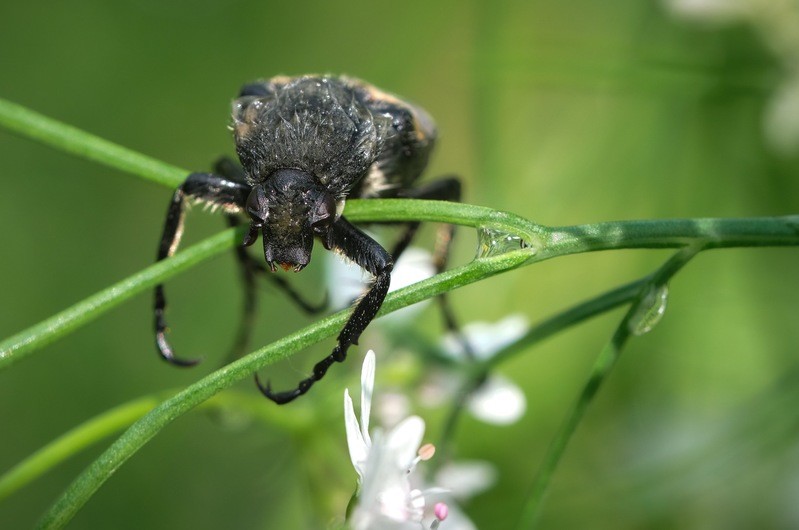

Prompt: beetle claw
xmin=156 ymin=330 xmax=202 ymax=367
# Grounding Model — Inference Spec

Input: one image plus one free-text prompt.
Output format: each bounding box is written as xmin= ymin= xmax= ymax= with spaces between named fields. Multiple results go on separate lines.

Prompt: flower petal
xmin=361 ymin=350 xmax=375 ymax=446
xmin=384 ymin=248 xmax=436 ymax=324
xmin=345 ymin=388 xmax=368 ymax=479
xmin=441 ymin=314 xmax=530 ymax=361
xmin=326 ymin=252 xmax=368 ymax=311
xmin=434 ymin=460 xmax=497 ymax=500
xmin=467 ymin=374 xmax=527 ymax=425
xmin=386 ymin=415 xmax=425 ymax=470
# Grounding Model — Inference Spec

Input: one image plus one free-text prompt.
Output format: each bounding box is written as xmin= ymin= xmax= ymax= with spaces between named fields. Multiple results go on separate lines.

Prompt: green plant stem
xmin=347 ymin=203 xmax=799 ymax=255
xmin=0 ymin=98 xmax=186 ymax=188
xmin=542 ymin=216 xmax=799 ymax=254
xmin=348 ymin=199 xmax=544 ymax=242
xmin=4 ymin=210 xmax=798 ymax=372
xmin=0 ymin=229 xmax=237 ymax=370
xmin=1 ymin=96 xmax=797 ymax=374
xmin=0 ymin=398 xmax=159 ymax=501
xmin=517 ymin=245 xmax=704 ymax=529
xmin=0 ymin=390 xmax=314 ymax=502
xmin=486 ymin=278 xmax=647 ymax=369
xmin=435 ymin=278 xmax=647 ymax=455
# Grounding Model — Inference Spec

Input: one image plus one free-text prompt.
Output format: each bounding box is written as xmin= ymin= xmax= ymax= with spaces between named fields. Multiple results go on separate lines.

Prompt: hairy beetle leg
xmin=153 ymin=172 xmax=249 ymax=366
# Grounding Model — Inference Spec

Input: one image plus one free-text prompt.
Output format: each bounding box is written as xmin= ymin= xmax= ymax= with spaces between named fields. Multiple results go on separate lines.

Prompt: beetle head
xmin=244 ymin=168 xmax=338 ymax=272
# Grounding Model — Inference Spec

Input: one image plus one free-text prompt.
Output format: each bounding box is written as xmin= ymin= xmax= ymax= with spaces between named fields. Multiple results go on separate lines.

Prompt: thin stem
xmin=436 ymin=278 xmax=647 ymax=455
xmin=0 ymin=229 xmax=237 ymax=370
xmin=4 ymin=208 xmax=798 ymax=374
xmin=541 ymin=217 xmax=799 ymax=255
xmin=486 ymin=278 xmax=648 ymax=369
xmin=517 ymin=245 xmax=704 ymax=529
xmin=0 ymin=398 xmax=159 ymax=501
xmin=0 ymin=390 xmax=315 ymax=502
xmin=347 ymin=199 xmax=544 ymax=242
xmin=1 ymin=96 xmax=797 ymax=376
xmin=0 ymin=97 xmax=186 ymax=188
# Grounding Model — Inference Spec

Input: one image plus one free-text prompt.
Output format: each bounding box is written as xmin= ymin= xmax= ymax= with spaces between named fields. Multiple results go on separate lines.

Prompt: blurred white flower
xmin=666 ymin=0 xmax=799 ymax=153
xmin=438 ymin=315 xmax=529 ymax=426
xmin=441 ymin=314 xmax=530 ymax=361
xmin=345 ymin=351 xmax=458 ymax=530
xmin=376 ymin=390 xmax=413 ymax=430
xmin=406 ymin=460 xmax=494 ymax=530
xmin=327 ymin=247 xmax=436 ymax=324
xmin=667 ymin=0 xmax=747 ymax=23
xmin=466 ymin=375 xmax=527 ymax=425
xmin=434 ymin=461 xmax=497 ymax=501
xmin=765 ymin=75 xmax=799 ymax=153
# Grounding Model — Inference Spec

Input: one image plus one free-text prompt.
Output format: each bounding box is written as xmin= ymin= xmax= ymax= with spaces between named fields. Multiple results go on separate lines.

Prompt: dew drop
xmin=628 ymin=284 xmax=669 ymax=336
xmin=476 ymin=227 xmax=533 ymax=258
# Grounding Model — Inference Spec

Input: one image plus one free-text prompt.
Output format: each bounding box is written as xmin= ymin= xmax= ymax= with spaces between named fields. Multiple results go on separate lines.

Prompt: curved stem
xmin=3 ymin=208 xmax=798 ymax=375
xmin=517 ymin=245 xmax=704 ymax=529
xmin=0 ymin=398 xmax=159 ymax=502
xmin=0 ymin=229 xmax=237 ymax=370
xmin=0 ymin=390 xmax=315 ymax=502
xmin=0 ymin=97 xmax=185 ymax=188
xmin=435 ymin=278 xmax=647 ymax=457
xmin=541 ymin=217 xmax=799 ymax=255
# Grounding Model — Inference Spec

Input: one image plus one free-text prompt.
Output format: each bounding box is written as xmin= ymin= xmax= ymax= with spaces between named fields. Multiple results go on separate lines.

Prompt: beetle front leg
xmin=257 ymin=217 xmax=392 ymax=404
xmin=154 ymin=172 xmax=249 ymax=366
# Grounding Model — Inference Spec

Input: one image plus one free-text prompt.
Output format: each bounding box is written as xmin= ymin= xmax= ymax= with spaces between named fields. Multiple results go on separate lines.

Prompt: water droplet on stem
xmin=476 ymin=227 xmax=533 ymax=258
xmin=628 ymin=284 xmax=669 ymax=336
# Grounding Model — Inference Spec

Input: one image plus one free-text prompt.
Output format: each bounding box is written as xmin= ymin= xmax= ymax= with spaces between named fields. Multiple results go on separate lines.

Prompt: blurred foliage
xmin=1 ymin=0 xmax=798 ymax=529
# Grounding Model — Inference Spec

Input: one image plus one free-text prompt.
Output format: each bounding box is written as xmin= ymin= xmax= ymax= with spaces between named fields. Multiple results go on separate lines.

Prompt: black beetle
xmin=154 ymin=75 xmax=462 ymax=404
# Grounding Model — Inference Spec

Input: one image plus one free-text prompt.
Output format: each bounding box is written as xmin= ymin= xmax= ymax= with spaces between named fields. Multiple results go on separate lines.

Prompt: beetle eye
xmin=246 ymin=188 xmax=267 ymax=225
xmin=311 ymin=194 xmax=336 ymax=230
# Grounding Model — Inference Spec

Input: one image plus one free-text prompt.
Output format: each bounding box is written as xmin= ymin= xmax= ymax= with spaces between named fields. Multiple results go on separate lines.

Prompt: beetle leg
xmin=154 ymin=172 xmax=249 ymax=366
xmin=212 ymin=156 xmax=248 ymax=182
xmin=257 ymin=217 xmax=392 ymax=404
xmin=222 ymin=214 xmax=260 ymax=365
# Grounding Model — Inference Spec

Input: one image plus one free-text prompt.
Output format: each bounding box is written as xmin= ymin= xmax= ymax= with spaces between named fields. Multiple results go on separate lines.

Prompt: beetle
xmin=154 ymin=74 xmax=462 ymax=404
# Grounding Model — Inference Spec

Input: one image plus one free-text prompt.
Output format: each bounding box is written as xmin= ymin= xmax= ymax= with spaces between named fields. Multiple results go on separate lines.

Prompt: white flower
xmin=665 ymin=0 xmax=799 ymax=153
xmin=440 ymin=314 xmax=530 ymax=360
xmin=666 ymin=0 xmax=748 ymax=23
xmin=434 ymin=461 xmax=497 ymax=501
xmin=344 ymin=351 xmax=463 ymax=530
xmin=439 ymin=315 xmax=529 ymax=425
xmin=410 ymin=461 xmax=491 ymax=530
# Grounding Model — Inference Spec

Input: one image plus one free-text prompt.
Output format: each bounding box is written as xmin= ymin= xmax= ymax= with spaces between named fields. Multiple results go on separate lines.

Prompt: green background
xmin=2 ymin=1 xmax=799 ymax=528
